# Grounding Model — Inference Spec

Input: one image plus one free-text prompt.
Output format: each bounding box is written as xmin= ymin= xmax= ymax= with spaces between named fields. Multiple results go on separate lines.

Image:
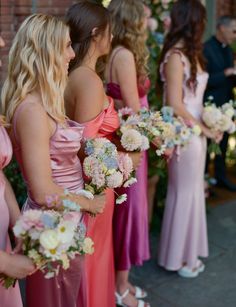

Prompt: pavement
xmin=130 ymin=199 xmax=236 ymax=307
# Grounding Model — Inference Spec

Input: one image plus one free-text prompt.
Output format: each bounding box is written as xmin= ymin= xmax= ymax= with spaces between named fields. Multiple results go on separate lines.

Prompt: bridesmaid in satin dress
xmin=0 ymin=119 xmax=35 ymax=307
xmin=1 ymin=14 xmax=105 ymax=307
xmin=157 ymin=0 xmax=221 ymax=278
xmin=65 ymin=3 xmax=119 ymax=307
xmin=0 ymin=35 xmax=34 ymax=307
xmin=105 ymin=1 xmax=151 ymax=306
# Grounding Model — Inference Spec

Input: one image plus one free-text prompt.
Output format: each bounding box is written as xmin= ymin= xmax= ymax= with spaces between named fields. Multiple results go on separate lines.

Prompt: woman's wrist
xmin=0 ymin=251 xmax=7 ymax=273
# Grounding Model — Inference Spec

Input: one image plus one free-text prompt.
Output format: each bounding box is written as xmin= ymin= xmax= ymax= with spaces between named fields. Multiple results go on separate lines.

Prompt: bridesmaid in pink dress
xmin=105 ymin=1 xmax=151 ymax=306
xmin=157 ymin=0 xmax=221 ymax=278
xmin=0 ymin=118 xmax=35 ymax=307
xmin=1 ymin=14 xmax=105 ymax=307
xmin=65 ymin=3 xmax=118 ymax=307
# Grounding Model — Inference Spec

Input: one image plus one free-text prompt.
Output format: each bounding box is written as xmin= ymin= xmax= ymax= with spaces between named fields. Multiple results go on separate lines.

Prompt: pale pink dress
xmin=0 ymin=125 xmax=23 ymax=307
xmin=12 ymin=102 xmax=87 ymax=307
xmin=158 ymin=49 xmax=209 ymax=270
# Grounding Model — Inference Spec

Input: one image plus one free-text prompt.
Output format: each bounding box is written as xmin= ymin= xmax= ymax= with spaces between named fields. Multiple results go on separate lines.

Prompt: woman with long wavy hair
xmin=157 ymin=0 xmax=221 ymax=278
xmin=105 ymin=1 xmax=150 ymax=306
xmin=1 ymin=14 xmax=105 ymax=307
xmin=0 ymin=35 xmax=34 ymax=307
xmin=65 ymin=2 xmax=126 ymax=306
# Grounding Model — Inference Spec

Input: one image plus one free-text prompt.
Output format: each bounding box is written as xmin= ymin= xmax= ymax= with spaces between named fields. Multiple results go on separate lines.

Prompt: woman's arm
xmin=14 ymin=101 xmax=105 ymax=214
xmin=114 ymin=48 xmax=141 ymax=112
xmin=165 ymin=53 xmax=217 ymax=140
xmin=3 ymin=172 xmax=20 ymax=227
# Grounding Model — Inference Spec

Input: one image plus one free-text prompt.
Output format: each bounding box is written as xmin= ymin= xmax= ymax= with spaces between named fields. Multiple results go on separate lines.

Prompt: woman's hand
xmin=86 ymin=194 xmax=106 ymax=215
xmin=164 ymin=147 xmax=174 ymax=159
xmin=0 ymin=251 xmax=35 ymax=279
xmin=215 ymin=131 xmax=223 ymax=144
xmin=128 ymin=151 xmax=143 ymax=170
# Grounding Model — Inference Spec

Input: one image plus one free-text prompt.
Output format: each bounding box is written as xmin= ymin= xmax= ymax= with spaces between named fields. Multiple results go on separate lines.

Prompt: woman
xmin=0 ymin=35 xmax=34 ymax=307
xmin=158 ymin=0 xmax=221 ymax=277
xmin=65 ymin=3 xmax=118 ymax=307
xmin=105 ymin=1 xmax=150 ymax=306
xmin=1 ymin=14 xmax=105 ymax=307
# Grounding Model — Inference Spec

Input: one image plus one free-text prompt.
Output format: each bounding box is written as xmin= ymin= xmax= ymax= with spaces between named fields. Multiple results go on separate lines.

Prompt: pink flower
xmin=118 ymin=153 xmax=133 ymax=180
xmin=63 ymin=212 xmax=81 ymax=225
xmin=119 ymin=107 xmax=135 ymax=117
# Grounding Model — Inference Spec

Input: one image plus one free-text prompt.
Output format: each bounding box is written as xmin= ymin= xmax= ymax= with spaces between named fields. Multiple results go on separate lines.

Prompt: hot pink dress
xmin=12 ymin=102 xmax=87 ymax=307
xmin=81 ymin=98 xmax=119 ymax=307
xmin=107 ymin=48 xmax=150 ymax=270
xmin=158 ymin=49 xmax=209 ymax=270
xmin=0 ymin=125 xmax=23 ymax=307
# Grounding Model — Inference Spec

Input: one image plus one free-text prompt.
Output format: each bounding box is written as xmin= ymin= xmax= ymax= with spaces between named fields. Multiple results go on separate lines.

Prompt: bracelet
xmin=63 ymin=189 xmax=81 ymax=212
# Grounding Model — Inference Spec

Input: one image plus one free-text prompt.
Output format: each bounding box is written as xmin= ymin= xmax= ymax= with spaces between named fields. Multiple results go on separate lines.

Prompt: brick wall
xmin=216 ymin=0 xmax=236 ymax=17
xmin=0 ymin=0 xmax=76 ymax=85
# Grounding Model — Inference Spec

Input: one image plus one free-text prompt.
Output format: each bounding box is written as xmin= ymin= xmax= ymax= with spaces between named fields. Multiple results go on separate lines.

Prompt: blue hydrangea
xmin=103 ymin=157 xmax=118 ymax=169
xmin=41 ymin=213 xmax=57 ymax=229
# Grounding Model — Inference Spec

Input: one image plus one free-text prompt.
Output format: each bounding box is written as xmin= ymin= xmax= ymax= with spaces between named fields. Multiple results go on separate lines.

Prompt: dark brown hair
xmin=159 ymin=0 xmax=206 ymax=90
xmin=65 ymin=1 xmax=111 ymax=73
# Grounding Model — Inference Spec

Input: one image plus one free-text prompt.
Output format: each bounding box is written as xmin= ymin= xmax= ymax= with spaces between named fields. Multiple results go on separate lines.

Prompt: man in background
xmin=204 ymin=15 xmax=236 ymax=191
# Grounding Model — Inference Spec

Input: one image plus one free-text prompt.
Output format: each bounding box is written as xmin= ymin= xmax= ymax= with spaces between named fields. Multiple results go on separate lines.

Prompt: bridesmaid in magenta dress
xmin=65 ymin=3 xmax=118 ymax=307
xmin=105 ymin=1 xmax=151 ymax=306
xmin=1 ymin=14 xmax=105 ymax=307
xmin=157 ymin=0 xmax=221 ymax=278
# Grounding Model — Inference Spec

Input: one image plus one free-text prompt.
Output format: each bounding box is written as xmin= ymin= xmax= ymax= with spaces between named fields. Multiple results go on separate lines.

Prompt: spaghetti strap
xmin=109 ymin=47 xmax=125 ymax=82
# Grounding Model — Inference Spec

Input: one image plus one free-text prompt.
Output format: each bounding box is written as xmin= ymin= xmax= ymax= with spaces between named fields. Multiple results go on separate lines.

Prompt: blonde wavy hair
xmin=1 ymin=14 xmax=69 ymax=124
xmin=108 ymin=0 xmax=149 ymax=78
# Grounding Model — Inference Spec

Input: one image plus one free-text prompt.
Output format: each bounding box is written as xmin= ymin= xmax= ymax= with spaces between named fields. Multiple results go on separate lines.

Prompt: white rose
xmin=39 ymin=229 xmax=60 ymax=250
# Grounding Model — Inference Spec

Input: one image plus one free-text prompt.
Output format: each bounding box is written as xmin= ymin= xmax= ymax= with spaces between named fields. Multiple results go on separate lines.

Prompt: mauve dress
xmin=81 ymin=98 xmax=119 ymax=307
xmin=12 ymin=101 xmax=87 ymax=307
xmin=158 ymin=49 xmax=209 ymax=270
xmin=107 ymin=48 xmax=150 ymax=270
xmin=0 ymin=125 xmax=23 ymax=307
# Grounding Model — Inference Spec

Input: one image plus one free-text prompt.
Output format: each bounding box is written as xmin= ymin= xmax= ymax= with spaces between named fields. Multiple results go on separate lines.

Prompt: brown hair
xmin=66 ymin=1 xmax=111 ymax=73
xmin=159 ymin=0 xmax=206 ymax=90
xmin=108 ymin=0 xmax=149 ymax=78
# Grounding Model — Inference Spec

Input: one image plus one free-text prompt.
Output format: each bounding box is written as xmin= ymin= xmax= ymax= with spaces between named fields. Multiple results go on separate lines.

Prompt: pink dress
xmin=81 ymin=98 xmax=119 ymax=307
xmin=107 ymin=48 xmax=150 ymax=270
xmin=158 ymin=49 xmax=209 ymax=270
xmin=0 ymin=125 xmax=23 ymax=307
xmin=12 ymin=102 xmax=87 ymax=307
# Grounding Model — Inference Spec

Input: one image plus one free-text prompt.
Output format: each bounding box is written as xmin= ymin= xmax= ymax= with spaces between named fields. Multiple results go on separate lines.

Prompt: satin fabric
xmin=81 ymin=98 xmax=119 ymax=307
xmin=158 ymin=50 xmax=209 ymax=270
xmin=113 ymin=96 xmax=150 ymax=270
xmin=12 ymin=102 xmax=87 ymax=307
xmin=0 ymin=125 xmax=23 ymax=307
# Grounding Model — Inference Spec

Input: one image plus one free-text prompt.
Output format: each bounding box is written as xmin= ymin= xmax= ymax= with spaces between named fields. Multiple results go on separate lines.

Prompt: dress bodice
xmin=82 ymin=97 xmax=119 ymax=139
xmin=160 ymin=49 xmax=209 ymax=120
xmin=12 ymin=103 xmax=85 ymax=208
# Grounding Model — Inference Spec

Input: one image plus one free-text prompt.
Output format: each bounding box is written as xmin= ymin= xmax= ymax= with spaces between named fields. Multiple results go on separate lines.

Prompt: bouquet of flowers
xmin=0 ymin=209 xmax=94 ymax=288
xmin=83 ymin=138 xmax=137 ymax=204
xmin=117 ymin=107 xmax=151 ymax=152
xmin=202 ymin=97 xmax=236 ymax=154
xmin=160 ymin=106 xmax=201 ymax=150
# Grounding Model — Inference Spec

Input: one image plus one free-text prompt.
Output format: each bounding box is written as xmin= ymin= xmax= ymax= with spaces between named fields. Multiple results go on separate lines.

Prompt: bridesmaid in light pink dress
xmin=157 ymin=0 xmax=220 ymax=277
xmin=0 ymin=123 xmax=23 ymax=307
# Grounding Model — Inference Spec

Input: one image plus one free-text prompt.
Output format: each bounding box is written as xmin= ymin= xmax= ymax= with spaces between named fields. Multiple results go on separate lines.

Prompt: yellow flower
xmin=83 ymin=237 xmax=94 ymax=255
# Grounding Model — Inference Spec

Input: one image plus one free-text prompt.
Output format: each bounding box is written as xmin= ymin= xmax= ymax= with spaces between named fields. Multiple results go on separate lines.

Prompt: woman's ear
xmin=91 ymin=27 xmax=98 ymax=37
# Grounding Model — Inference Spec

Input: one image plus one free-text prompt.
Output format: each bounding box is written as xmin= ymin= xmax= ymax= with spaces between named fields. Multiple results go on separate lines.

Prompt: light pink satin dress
xmin=158 ymin=49 xmax=209 ymax=270
xmin=82 ymin=98 xmax=119 ymax=307
xmin=12 ymin=102 xmax=87 ymax=307
xmin=0 ymin=125 xmax=23 ymax=307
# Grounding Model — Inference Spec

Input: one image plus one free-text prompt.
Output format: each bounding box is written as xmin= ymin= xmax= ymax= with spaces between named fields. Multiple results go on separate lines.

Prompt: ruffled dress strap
xmin=160 ymin=49 xmax=189 ymax=83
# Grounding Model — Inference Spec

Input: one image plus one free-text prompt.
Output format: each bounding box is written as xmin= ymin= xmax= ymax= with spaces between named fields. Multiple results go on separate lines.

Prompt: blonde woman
xmin=1 ymin=14 xmax=105 ymax=307
xmin=106 ymin=1 xmax=150 ymax=306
